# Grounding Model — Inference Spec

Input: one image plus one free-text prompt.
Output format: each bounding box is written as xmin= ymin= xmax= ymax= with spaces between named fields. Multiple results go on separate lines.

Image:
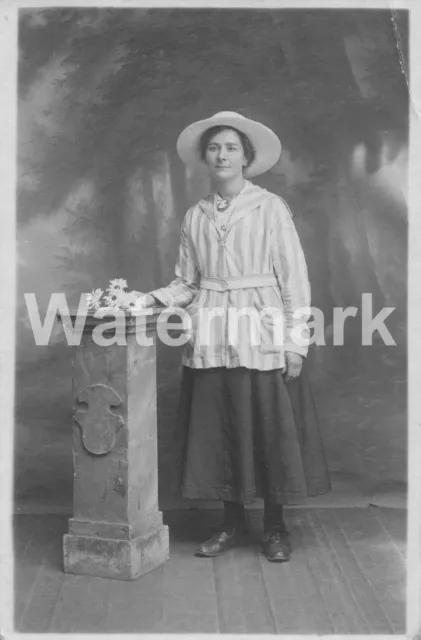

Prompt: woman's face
xmin=204 ymin=128 xmax=247 ymax=181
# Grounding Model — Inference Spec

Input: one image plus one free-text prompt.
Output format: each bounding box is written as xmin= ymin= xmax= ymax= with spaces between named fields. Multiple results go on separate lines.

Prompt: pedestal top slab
xmin=57 ymin=308 xmax=164 ymax=336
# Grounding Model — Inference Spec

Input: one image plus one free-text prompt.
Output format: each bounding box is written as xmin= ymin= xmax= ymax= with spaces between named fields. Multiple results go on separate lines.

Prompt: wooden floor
xmin=14 ymin=507 xmax=406 ymax=634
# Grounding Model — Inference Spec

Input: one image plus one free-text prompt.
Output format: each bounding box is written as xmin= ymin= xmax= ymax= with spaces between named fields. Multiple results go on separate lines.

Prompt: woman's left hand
xmin=283 ymin=351 xmax=303 ymax=383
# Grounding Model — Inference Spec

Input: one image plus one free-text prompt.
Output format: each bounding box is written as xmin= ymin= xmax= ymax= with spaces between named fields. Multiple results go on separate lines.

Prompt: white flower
xmin=103 ymin=288 xmax=127 ymax=308
xmin=108 ymin=278 xmax=128 ymax=292
xmin=82 ymin=279 xmax=146 ymax=313
xmin=120 ymin=291 xmax=140 ymax=312
xmin=132 ymin=296 xmax=147 ymax=312
xmin=85 ymin=288 xmax=104 ymax=310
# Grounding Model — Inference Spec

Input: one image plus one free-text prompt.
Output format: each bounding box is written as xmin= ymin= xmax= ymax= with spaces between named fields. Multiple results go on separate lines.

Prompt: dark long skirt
xmin=178 ymin=363 xmax=331 ymax=505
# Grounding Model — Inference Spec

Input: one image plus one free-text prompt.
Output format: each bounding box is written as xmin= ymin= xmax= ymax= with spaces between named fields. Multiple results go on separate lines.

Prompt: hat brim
xmin=176 ymin=114 xmax=281 ymax=178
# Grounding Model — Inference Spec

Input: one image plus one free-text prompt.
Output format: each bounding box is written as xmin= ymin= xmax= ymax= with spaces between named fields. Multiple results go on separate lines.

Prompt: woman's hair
xmin=199 ymin=125 xmax=255 ymax=167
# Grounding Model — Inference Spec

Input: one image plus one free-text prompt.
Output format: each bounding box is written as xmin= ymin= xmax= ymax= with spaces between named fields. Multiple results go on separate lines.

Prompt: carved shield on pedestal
xmin=73 ymin=384 xmax=125 ymax=455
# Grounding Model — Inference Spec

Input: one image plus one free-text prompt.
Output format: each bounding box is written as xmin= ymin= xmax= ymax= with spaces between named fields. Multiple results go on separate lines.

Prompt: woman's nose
xmin=217 ymin=148 xmax=226 ymax=160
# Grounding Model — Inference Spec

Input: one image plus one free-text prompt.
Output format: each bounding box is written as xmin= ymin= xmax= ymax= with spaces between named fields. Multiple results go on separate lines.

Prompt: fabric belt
xmin=200 ymin=274 xmax=278 ymax=292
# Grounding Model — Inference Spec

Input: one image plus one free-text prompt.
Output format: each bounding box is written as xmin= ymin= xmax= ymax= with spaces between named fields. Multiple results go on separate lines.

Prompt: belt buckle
xmin=220 ymin=280 xmax=228 ymax=291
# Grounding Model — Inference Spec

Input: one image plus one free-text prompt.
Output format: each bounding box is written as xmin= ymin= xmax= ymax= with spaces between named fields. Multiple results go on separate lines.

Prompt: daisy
xmin=108 ymin=278 xmax=128 ymax=292
xmin=85 ymin=288 xmax=104 ymax=310
xmin=103 ymin=288 xmax=127 ymax=308
xmin=120 ymin=291 xmax=140 ymax=312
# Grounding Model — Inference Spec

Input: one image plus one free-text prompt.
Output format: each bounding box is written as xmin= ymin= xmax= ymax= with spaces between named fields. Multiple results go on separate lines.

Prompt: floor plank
xmin=17 ymin=517 xmax=68 ymax=632
xmin=155 ymin=529 xmax=220 ymax=633
xmin=314 ymin=509 xmax=393 ymax=633
xmin=104 ymin=565 xmax=166 ymax=632
xmin=299 ymin=510 xmax=371 ymax=633
xmin=258 ymin=512 xmax=335 ymax=635
xmin=333 ymin=507 xmax=406 ymax=633
xmin=373 ymin=507 xmax=407 ymax=560
xmin=14 ymin=515 xmax=65 ymax=630
xmin=19 ymin=565 xmax=65 ymax=633
xmin=213 ymin=542 xmax=275 ymax=633
xmin=13 ymin=508 xmax=407 ymax=634
xmin=48 ymin=573 xmax=111 ymax=633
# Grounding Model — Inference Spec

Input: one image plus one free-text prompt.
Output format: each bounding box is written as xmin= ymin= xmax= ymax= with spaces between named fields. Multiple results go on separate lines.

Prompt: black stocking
xmin=263 ymin=499 xmax=285 ymax=531
xmin=223 ymin=500 xmax=246 ymax=527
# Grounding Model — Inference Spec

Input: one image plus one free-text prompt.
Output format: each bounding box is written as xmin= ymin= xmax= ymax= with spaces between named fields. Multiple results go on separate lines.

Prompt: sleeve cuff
xmin=284 ymin=343 xmax=308 ymax=358
xmin=150 ymin=289 xmax=174 ymax=307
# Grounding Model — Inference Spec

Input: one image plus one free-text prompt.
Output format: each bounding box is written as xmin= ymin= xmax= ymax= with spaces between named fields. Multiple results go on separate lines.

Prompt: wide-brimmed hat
xmin=176 ymin=111 xmax=282 ymax=178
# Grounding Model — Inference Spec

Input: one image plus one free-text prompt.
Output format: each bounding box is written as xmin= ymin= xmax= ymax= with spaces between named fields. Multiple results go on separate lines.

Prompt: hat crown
xmin=210 ymin=111 xmax=246 ymax=120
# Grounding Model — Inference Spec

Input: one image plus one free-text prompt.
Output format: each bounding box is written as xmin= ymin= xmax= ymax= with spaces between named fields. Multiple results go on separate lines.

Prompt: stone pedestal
xmin=61 ymin=310 xmax=169 ymax=580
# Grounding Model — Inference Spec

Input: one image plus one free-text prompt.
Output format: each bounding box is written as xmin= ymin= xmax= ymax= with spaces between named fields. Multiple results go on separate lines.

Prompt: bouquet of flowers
xmin=85 ymin=279 xmax=146 ymax=313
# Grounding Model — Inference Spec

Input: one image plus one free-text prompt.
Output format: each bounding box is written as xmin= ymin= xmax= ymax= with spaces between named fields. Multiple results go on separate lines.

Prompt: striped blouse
xmin=151 ymin=180 xmax=311 ymax=370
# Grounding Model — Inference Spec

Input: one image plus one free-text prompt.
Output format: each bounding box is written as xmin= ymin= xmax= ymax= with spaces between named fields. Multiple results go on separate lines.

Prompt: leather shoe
xmin=261 ymin=525 xmax=291 ymax=562
xmin=195 ymin=525 xmax=245 ymax=557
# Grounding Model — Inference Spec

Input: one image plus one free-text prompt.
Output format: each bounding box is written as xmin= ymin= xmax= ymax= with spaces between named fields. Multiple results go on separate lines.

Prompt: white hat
xmin=176 ymin=111 xmax=282 ymax=178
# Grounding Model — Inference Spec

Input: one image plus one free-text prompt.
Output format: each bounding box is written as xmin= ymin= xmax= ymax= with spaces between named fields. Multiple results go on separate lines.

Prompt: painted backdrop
xmin=15 ymin=8 xmax=408 ymax=511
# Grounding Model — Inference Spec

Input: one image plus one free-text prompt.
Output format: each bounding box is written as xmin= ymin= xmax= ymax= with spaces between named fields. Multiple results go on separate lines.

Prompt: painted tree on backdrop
xmin=17 ymin=7 xmax=408 ymax=505
xmin=18 ymin=8 xmax=408 ymax=320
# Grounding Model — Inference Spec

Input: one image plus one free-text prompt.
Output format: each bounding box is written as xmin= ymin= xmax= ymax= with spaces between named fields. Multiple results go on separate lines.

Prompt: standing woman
xmin=138 ymin=111 xmax=331 ymax=562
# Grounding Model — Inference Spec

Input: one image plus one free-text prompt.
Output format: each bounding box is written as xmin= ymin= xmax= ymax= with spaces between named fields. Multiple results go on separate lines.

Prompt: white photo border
xmin=1 ymin=1 xmax=419 ymax=639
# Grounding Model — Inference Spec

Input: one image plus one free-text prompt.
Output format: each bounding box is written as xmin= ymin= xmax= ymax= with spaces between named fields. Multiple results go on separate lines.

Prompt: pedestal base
xmin=63 ymin=525 xmax=170 ymax=581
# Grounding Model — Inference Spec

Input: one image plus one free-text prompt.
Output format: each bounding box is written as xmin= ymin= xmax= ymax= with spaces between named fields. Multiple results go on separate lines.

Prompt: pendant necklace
xmin=215 ymin=195 xmax=234 ymax=231
xmin=215 ymin=182 xmax=247 ymax=231
xmin=216 ymin=205 xmax=234 ymax=232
